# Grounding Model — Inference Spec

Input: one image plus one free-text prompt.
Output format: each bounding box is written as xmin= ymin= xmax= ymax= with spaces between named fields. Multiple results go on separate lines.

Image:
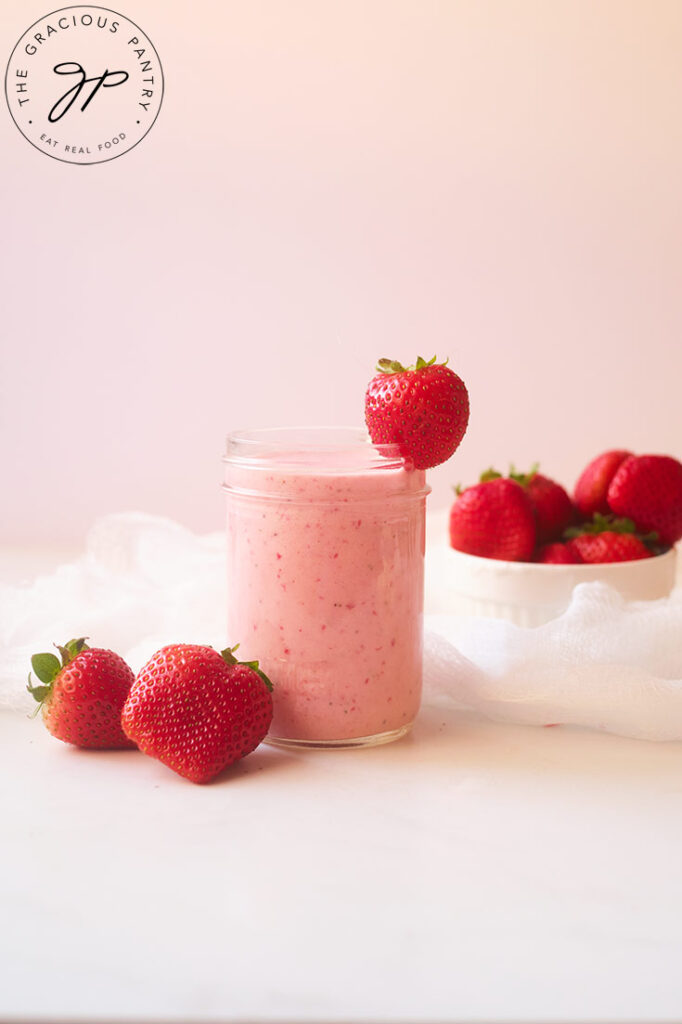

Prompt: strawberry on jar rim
xmin=122 ymin=644 xmax=274 ymax=784
xmin=27 ymin=637 xmax=135 ymax=749
xmin=449 ymin=472 xmax=536 ymax=561
xmin=364 ymin=355 xmax=469 ymax=470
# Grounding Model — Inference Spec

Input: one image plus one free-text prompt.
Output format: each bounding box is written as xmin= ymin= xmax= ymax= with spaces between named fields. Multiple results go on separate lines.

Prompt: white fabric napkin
xmin=2 ymin=513 xmax=682 ymax=741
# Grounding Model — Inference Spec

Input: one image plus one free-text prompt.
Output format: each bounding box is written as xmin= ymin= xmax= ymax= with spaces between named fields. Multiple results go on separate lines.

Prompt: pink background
xmin=2 ymin=0 xmax=681 ymax=544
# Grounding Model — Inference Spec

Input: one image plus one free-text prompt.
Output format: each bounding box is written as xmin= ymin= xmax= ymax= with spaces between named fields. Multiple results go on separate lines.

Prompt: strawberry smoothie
xmin=224 ymin=428 xmax=430 ymax=747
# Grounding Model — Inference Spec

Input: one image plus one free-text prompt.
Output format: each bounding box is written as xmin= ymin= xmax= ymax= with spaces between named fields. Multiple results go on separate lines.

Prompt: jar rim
xmin=224 ymin=426 xmax=406 ymax=471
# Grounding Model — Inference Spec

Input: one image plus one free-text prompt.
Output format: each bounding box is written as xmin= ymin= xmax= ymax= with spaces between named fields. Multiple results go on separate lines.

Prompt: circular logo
xmin=4 ymin=5 xmax=163 ymax=164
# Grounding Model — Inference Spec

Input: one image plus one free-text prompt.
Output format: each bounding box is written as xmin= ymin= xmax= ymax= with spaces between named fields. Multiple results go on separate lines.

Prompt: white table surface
xmin=3 ymin=702 xmax=682 ymax=1024
xmin=2 ymin=541 xmax=682 ymax=1023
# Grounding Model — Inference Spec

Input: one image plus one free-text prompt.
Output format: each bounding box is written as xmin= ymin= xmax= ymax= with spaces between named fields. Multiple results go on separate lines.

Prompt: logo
xmin=4 ymin=5 xmax=163 ymax=164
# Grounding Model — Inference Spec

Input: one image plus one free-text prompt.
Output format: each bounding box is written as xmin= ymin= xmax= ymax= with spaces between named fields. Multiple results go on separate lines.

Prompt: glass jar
xmin=223 ymin=427 xmax=430 ymax=748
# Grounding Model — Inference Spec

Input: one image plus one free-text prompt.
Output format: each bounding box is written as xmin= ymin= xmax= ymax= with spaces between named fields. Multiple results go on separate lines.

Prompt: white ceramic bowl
xmin=425 ymin=545 xmax=678 ymax=626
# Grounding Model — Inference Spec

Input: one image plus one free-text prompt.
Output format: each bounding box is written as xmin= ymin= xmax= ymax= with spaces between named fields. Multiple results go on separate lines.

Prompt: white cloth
xmin=3 ymin=513 xmax=682 ymax=741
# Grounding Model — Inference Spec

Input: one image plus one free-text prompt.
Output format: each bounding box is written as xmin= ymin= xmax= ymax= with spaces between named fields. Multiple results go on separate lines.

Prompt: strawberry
xmin=534 ymin=542 xmax=581 ymax=564
xmin=607 ymin=454 xmax=682 ymax=546
xmin=564 ymin=513 xmax=654 ymax=563
xmin=574 ymin=449 xmax=632 ymax=518
xmin=121 ymin=644 xmax=274 ymax=784
xmin=364 ymin=356 xmax=469 ymax=469
xmin=566 ymin=532 xmax=652 ymax=564
xmin=509 ymin=465 xmax=575 ymax=543
xmin=27 ymin=638 xmax=135 ymax=749
xmin=449 ymin=475 xmax=536 ymax=561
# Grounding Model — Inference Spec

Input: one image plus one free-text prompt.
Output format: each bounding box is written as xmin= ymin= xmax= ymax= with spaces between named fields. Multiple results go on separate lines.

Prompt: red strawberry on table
xmin=574 ymin=449 xmax=632 ymax=518
xmin=509 ymin=465 xmax=575 ymax=544
xmin=564 ymin=514 xmax=654 ymax=564
xmin=122 ymin=644 xmax=273 ymax=784
xmin=365 ymin=355 xmax=469 ymax=470
xmin=534 ymin=542 xmax=581 ymax=564
xmin=607 ymin=454 xmax=682 ymax=546
xmin=449 ymin=474 xmax=536 ymax=561
xmin=27 ymin=637 xmax=135 ymax=749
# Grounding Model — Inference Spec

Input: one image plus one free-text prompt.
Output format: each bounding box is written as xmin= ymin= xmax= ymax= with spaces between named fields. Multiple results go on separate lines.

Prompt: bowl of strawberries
xmin=433 ymin=450 xmax=681 ymax=626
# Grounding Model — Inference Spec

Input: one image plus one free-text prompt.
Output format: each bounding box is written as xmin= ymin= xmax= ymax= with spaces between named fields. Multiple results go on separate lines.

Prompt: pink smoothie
xmin=225 ymin=442 xmax=428 ymax=744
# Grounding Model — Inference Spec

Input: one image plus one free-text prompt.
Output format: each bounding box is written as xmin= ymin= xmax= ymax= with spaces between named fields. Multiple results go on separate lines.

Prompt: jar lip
xmin=224 ymin=426 xmax=406 ymax=471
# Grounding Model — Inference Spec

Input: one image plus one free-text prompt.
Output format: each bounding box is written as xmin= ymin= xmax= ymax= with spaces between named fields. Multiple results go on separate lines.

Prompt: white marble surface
xmin=3 ymin=535 xmax=682 ymax=1023
xmin=2 ymin=703 xmax=682 ymax=1023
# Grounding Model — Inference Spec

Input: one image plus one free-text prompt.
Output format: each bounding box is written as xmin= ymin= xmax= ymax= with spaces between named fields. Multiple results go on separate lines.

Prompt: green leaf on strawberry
xmin=508 ymin=463 xmax=540 ymax=487
xmin=220 ymin=644 xmax=273 ymax=692
xmin=564 ymin=511 xmax=661 ymax=554
xmin=375 ymin=355 xmax=439 ymax=374
xmin=479 ymin=468 xmax=502 ymax=482
xmin=565 ymin=512 xmax=649 ymax=538
xmin=30 ymin=653 xmax=61 ymax=686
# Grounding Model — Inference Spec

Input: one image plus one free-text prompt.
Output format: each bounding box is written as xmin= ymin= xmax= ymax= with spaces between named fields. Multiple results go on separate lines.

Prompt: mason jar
xmin=223 ymin=427 xmax=430 ymax=748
